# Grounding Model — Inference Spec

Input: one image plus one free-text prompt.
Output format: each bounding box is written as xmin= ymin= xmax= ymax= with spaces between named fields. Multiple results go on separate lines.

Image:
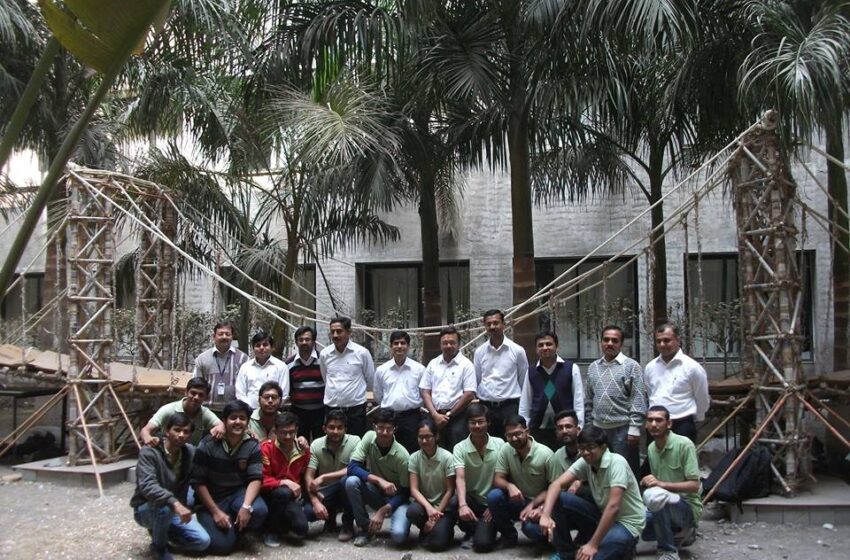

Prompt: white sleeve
xmin=518 ymin=368 xmax=533 ymax=425
xmin=235 ymin=363 xmax=248 ymax=403
xmin=571 ymin=363 xmax=584 ymax=428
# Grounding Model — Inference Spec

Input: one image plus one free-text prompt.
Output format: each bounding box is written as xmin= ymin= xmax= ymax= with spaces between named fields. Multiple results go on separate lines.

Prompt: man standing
xmin=641 ymin=406 xmax=701 ymax=560
xmin=487 ymin=415 xmax=555 ymax=548
xmin=585 ymin=325 xmax=647 ymax=474
xmin=374 ymin=330 xmax=426 ymax=452
xmin=420 ymin=326 xmax=477 ymax=450
xmin=319 ymin=316 xmax=375 ymax=437
xmin=474 ymin=309 xmax=529 ymax=440
xmin=235 ymin=331 xmax=289 ymax=410
xmin=644 ymin=323 xmax=710 ymax=442
xmin=453 ymin=403 xmax=503 ymax=552
xmin=287 ymin=325 xmax=325 ymax=440
xmin=141 ymin=378 xmax=224 ymax=447
xmin=192 ymin=321 xmax=248 ymax=413
xmin=131 ymin=412 xmax=210 ymax=560
xmin=191 ymin=400 xmax=269 ymax=555
xmin=519 ymin=330 xmax=584 ymax=449
xmin=344 ymin=409 xmax=411 ymax=547
xmin=540 ymin=426 xmax=646 ymax=560
xmin=248 ymin=381 xmax=283 ymax=442
xmin=259 ymin=412 xmax=311 ymax=547
xmin=305 ymin=409 xmax=362 ymax=541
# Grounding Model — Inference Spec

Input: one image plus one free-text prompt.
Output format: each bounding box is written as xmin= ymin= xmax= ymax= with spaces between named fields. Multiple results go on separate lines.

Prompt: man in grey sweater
xmin=131 ymin=412 xmax=210 ymax=560
xmin=584 ymin=325 xmax=647 ymax=475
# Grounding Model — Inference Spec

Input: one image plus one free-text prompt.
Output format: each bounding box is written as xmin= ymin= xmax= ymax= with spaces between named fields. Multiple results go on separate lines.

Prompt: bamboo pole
xmin=71 ymin=382 xmax=104 ymax=497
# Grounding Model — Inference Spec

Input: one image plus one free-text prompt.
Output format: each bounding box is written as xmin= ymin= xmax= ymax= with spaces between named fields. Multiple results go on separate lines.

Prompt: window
xmin=0 ymin=273 xmax=44 ymax=320
xmin=536 ymin=258 xmax=639 ymax=361
xmin=219 ymin=264 xmax=316 ymax=325
xmin=685 ymin=252 xmax=814 ymax=362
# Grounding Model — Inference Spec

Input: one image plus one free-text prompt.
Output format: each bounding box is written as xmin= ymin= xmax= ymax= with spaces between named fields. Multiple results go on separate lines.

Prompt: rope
xmin=694 ymin=196 xmax=707 ymax=361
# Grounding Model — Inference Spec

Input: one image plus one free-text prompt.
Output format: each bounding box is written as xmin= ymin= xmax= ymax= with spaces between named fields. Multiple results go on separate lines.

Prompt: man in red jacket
xmin=260 ymin=411 xmax=311 ymax=547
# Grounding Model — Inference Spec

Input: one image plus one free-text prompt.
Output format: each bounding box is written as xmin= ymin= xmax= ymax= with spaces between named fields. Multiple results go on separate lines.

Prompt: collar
xmin=296 ymin=349 xmax=319 ymax=365
xmin=390 ymin=357 xmax=411 ymax=370
xmin=440 ymin=353 xmax=460 ymax=366
xmin=333 ymin=341 xmax=354 ymax=354
xmin=661 ymin=349 xmax=685 ymax=366
xmin=512 ymin=436 xmax=536 ymax=460
xmin=322 ymin=434 xmax=350 ymax=453
xmin=536 ymin=355 xmax=565 ymax=368
xmin=222 ymin=434 xmax=249 ymax=454
xmin=600 ymin=352 xmax=627 ymax=365
xmin=486 ymin=337 xmax=507 ymax=352
xmin=275 ymin=439 xmax=305 ymax=461
xmin=593 ymin=448 xmax=613 ymax=472
xmin=213 ymin=346 xmax=234 ymax=357
xmin=250 ymin=356 xmax=275 ymax=367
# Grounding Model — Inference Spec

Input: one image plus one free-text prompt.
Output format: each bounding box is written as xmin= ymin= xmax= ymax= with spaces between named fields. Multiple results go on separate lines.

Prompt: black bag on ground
xmin=702 ymin=444 xmax=772 ymax=504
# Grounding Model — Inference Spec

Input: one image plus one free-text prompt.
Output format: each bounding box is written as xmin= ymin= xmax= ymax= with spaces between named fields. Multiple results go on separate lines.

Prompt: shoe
xmin=149 ymin=544 xmax=174 ymax=560
xmin=338 ymin=526 xmax=355 ymax=542
xmin=497 ymin=535 xmax=518 ymax=549
xmin=262 ymin=533 xmax=281 ymax=548
xmin=353 ymin=533 xmax=371 ymax=547
xmin=323 ymin=520 xmax=339 ymax=533
xmin=656 ymin=551 xmax=680 ymax=560
xmin=675 ymin=526 xmax=696 ymax=547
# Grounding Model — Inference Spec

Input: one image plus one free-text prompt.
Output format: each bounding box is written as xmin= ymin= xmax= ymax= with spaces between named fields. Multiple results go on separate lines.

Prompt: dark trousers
xmin=262 ymin=487 xmax=308 ymax=538
xmin=393 ymin=408 xmax=425 ymax=453
xmin=530 ymin=426 xmax=558 ymax=450
xmin=436 ymin=409 xmax=469 ymax=450
xmin=292 ymin=406 xmax=325 ymax=441
xmin=196 ymin=490 xmax=268 ymax=554
xmin=486 ymin=488 xmax=546 ymax=543
xmin=552 ymin=491 xmax=637 ymax=560
xmin=672 ymin=415 xmax=697 ymax=443
xmin=603 ymin=424 xmax=641 ymax=477
xmin=329 ymin=404 xmax=367 ymax=437
xmin=479 ymin=399 xmax=519 ymax=440
xmin=455 ymin=494 xmax=497 ymax=552
xmin=304 ymin=479 xmax=354 ymax=529
xmin=407 ymin=501 xmax=457 ymax=551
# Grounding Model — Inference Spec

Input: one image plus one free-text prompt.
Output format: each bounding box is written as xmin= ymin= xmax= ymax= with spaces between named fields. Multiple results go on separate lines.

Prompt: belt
xmin=394 ymin=408 xmax=423 ymax=416
xmin=479 ymin=397 xmax=519 ymax=408
xmin=332 ymin=403 xmax=366 ymax=413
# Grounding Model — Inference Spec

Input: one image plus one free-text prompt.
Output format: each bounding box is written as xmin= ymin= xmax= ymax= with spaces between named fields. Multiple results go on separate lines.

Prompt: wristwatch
xmin=445 ymin=411 xmax=452 ymax=418
xmin=241 ymin=504 xmax=254 ymax=513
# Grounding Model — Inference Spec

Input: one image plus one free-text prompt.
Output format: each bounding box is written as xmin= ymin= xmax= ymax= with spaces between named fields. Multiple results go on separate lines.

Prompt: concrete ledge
xmin=730 ymin=477 xmax=850 ymax=525
xmin=12 ymin=456 xmax=136 ymax=488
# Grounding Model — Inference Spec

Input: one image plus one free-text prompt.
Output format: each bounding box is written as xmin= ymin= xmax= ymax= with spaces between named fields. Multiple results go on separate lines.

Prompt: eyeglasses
xmin=505 ymin=429 xmax=527 ymax=440
xmin=260 ymin=394 xmax=281 ymax=401
xmin=417 ymin=434 xmax=435 ymax=441
xmin=374 ymin=425 xmax=395 ymax=434
xmin=578 ymin=444 xmax=600 ymax=454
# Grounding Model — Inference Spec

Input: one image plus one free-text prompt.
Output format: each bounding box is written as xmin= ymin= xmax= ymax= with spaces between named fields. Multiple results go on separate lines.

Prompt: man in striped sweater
xmin=287 ymin=326 xmax=325 ymax=440
xmin=584 ymin=325 xmax=647 ymax=476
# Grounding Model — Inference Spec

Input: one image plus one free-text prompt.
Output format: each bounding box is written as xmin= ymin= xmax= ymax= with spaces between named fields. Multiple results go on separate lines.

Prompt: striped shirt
xmin=190 ymin=434 xmax=263 ymax=503
xmin=287 ymin=350 xmax=324 ymax=410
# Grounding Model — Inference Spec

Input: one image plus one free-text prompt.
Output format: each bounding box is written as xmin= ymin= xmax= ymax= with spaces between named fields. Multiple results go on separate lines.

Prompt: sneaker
xmin=656 ymin=551 xmax=680 ymax=560
xmin=262 ymin=533 xmax=281 ymax=548
xmin=338 ymin=526 xmax=355 ymax=542
xmin=323 ymin=520 xmax=339 ymax=534
xmin=149 ymin=544 xmax=174 ymax=560
xmin=675 ymin=526 xmax=696 ymax=547
xmin=353 ymin=533 xmax=371 ymax=547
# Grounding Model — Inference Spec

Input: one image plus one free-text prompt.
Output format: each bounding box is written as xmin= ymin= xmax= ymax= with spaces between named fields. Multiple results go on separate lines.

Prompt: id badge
xmin=216 ymin=382 xmax=226 ymax=396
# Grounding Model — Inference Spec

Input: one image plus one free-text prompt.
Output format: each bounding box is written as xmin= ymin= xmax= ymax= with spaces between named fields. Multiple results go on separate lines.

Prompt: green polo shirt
xmin=548 ymin=446 xmax=581 ymax=479
xmin=248 ymin=409 xmax=276 ymax=442
xmin=568 ymin=450 xmax=646 ymax=537
xmin=351 ymin=431 xmax=410 ymax=488
xmin=408 ymin=447 xmax=456 ymax=507
xmin=453 ymin=435 xmax=504 ymax=506
xmin=308 ymin=434 xmax=361 ymax=476
xmin=149 ymin=399 xmax=219 ymax=445
xmin=495 ymin=438 xmax=555 ymax=499
xmin=648 ymin=432 xmax=702 ymax=522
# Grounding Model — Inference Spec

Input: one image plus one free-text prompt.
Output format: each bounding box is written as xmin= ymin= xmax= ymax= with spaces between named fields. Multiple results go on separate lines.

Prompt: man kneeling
xmin=641 ymin=406 xmax=701 ymax=560
xmin=541 ymin=426 xmax=646 ymax=560
xmin=131 ymin=412 xmax=210 ymax=560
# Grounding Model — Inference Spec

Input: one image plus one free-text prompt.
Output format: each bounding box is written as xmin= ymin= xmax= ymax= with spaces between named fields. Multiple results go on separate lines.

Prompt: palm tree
xmin=738 ymin=0 xmax=850 ymax=369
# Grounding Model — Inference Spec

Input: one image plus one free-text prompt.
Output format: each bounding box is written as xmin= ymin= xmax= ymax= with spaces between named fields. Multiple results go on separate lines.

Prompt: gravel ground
xmin=0 ymin=468 xmax=849 ymax=560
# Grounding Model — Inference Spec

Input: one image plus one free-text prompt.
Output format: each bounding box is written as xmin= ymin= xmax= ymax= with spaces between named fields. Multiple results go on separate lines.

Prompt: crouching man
xmin=131 ymin=412 xmax=210 ymax=560
xmin=191 ymin=400 xmax=269 ymax=554
xmin=641 ymin=406 xmax=701 ymax=560
xmin=540 ymin=426 xmax=646 ymax=560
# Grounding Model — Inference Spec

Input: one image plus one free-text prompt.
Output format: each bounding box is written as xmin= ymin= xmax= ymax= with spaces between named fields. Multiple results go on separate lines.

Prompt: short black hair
xmin=251 ymin=330 xmax=273 ymax=347
xmin=372 ymin=408 xmax=396 ymax=426
xmin=165 ymin=412 xmax=194 ymax=431
xmin=222 ymin=399 xmax=253 ymax=419
xmin=601 ymin=325 xmax=624 ymax=340
xmin=577 ymin=425 xmax=608 ymax=446
xmin=417 ymin=417 xmax=438 ymax=436
xmin=466 ymin=402 xmax=489 ymax=421
xmin=483 ymin=309 xmax=505 ymax=322
xmin=389 ymin=330 xmax=411 ymax=344
xmin=439 ymin=326 xmax=460 ymax=341
xmin=647 ymin=405 xmax=671 ymax=420
xmin=324 ymin=408 xmax=348 ymax=426
xmin=329 ymin=316 xmax=352 ymax=330
xmin=654 ymin=322 xmax=680 ymax=337
xmin=258 ymin=381 xmax=282 ymax=399
xmin=186 ymin=377 xmax=210 ymax=395
xmin=535 ymin=330 xmax=559 ymax=345
xmin=294 ymin=325 xmax=317 ymax=341
xmin=275 ymin=411 xmax=299 ymax=429
xmin=554 ymin=409 xmax=579 ymax=425
xmin=503 ymin=414 xmax=527 ymax=429
xmin=213 ymin=321 xmax=235 ymax=335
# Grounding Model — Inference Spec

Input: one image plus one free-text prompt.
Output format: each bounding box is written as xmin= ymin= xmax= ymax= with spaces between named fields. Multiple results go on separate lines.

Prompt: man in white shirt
xmin=420 ymin=326 xmax=477 ymax=450
xmin=192 ymin=321 xmax=249 ymax=413
xmin=644 ymin=323 xmax=710 ymax=442
xmin=235 ymin=331 xmax=289 ymax=410
xmin=319 ymin=316 xmax=375 ymax=437
xmin=373 ymin=330 xmax=426 ymax=453
xmin=473 ymin=309 xmax=529 ymax=440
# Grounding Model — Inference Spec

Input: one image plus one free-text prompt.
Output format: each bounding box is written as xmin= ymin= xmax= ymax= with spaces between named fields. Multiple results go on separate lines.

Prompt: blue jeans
xmin=642 ymin=500 xmax=694 ymax=552
xmin=304 ymin=479 xmax=354 ymax=528
xmin=344 ymin=476 xmax=410 ymax=545
xmin=196 ymin=489 xmax=269 ymax=554
xmin=603 ymin=424 xmax=640 ymax=476
xmin=485 ymin=488 xmax=546 ymax=543
xmin=552 ymin=491 xmax=637 ymax=560
xmin=133 ymin=502 xmax=210 ymax=553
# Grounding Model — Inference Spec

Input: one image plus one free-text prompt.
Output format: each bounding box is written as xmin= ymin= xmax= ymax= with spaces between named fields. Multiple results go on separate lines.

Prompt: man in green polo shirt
xmin=304 ymin=409 xmax=361 ymax=541
xmin=344 ymin=408 xmax=411 ymax=547
xmin=641 ymin=405 xmax=701 ymax=560
xmin=141 ymin=378 xmax=224 ymax=447
xmin=453 ymin=403 xmax=503 ymax=552
xmin=540 ymin=425 xmax=645 ymax=560
xmin=487 ymin=414 xmax=555 ymax=548
xmin=248 ymin=381 xmax=282 ymax=442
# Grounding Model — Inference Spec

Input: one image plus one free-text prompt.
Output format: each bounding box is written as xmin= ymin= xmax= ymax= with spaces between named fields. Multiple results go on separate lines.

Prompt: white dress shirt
xmin=644 ymin=349 xmax=710 ymax=421
xmin=319 ymin=340 xmax=375 ymax=408
xmin=518 ymin=356 xmax=584 ymax=428
xmin=235 ymin=355 xmax=289 ymax=409
xmin=374 ymin=356 xmax=425 ymax=411
xmin=420 ymin=353 xmax=477 ymax=410
xmin=473 ymin=336 xmax=529 ymax=401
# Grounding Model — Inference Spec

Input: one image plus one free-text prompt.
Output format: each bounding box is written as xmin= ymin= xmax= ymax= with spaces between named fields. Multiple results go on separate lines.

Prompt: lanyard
xmin=215 ymin=352 xmax=232 ymax=379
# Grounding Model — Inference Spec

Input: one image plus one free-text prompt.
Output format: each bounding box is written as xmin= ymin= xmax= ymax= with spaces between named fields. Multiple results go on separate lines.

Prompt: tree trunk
xmin=273 ymin=234 xmax=299 ymax=359
xmin=648 ymin=143 xmax=668 ymax=338
xmin=418 ymin=163 xmax=442 ymax=362
xmin=827 ymin=124 xmax=849 ymax=370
